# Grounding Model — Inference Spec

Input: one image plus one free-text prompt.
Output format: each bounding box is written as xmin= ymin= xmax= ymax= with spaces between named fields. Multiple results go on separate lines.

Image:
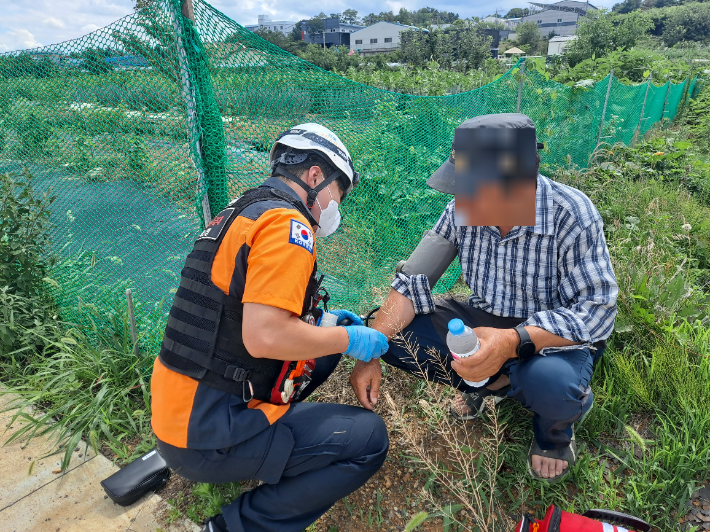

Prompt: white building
xmin=520 ymin=1 xmax=596 ymax=37
xmin=350 ymin=21 xmax=428 ymax=55
xmin=245 ymin=15 xmax=296 ymax=37
xmin=547 ymin=35 xmax=577 ymax=55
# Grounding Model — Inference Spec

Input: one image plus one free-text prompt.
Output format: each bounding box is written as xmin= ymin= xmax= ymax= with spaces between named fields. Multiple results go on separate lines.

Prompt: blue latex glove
xmin=329 ymin=309 xmax=363 ymax=327
xmin=343 ymin=326 xmax=389 ymax=362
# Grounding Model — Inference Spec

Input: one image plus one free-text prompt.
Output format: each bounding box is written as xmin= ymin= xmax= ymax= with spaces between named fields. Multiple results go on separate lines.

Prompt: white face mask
xmin=314 ymin=187 xmax=341 ymax=238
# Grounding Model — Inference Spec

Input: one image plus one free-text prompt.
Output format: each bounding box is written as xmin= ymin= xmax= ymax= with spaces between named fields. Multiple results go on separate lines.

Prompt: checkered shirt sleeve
xmin=521 ymin=219 xmax=618 ymax=343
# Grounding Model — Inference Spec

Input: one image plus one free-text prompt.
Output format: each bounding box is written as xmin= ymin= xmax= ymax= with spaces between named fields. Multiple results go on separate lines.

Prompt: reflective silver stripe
xmin=601 ymin=523 xmax=615 ymax=532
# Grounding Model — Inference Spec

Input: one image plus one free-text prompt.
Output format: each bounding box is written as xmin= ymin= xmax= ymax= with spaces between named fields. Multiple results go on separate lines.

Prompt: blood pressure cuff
xmin=396 ymin=230 xmax=458 ymax=288
xmin=100 ymin=447 xmax=170 ymax=506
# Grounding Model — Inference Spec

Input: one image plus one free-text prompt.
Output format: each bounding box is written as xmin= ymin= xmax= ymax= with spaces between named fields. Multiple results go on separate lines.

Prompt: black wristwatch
xmin=514 ymin=325 xmax=536 ymax=361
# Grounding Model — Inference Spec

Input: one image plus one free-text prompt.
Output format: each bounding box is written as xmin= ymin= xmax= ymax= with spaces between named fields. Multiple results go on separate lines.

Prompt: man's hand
xmin=349 ymin=359 xmax=382 ymax=410
xmin=451 ymin=327 xmax=518 ymax=383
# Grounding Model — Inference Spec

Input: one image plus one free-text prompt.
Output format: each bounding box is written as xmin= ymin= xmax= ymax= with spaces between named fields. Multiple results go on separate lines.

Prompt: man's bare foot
xmin=453 ymin=399 xmax=568 ymax=477
xmin=531 ymin=454 xmax=568 ymax=479
xmin=453 ymin=375 xmax=567 ymax=479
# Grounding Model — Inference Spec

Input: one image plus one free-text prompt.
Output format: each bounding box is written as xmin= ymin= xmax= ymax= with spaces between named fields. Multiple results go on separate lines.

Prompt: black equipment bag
xmin=100 ymin=447 xmax=170 ymax=506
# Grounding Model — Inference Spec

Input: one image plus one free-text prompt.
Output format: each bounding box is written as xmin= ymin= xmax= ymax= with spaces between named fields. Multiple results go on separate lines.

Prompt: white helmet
xmin=269 ymin=123 xmax=360 ymax=207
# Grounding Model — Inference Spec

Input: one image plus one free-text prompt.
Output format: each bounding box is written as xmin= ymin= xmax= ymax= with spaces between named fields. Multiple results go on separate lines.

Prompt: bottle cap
xmin=448 ymin=318 xmax=465 ymax=336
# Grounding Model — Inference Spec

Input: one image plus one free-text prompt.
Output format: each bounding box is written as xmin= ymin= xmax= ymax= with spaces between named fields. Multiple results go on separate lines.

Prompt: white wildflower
xmin=682 ymin=222 xmax=692 ymax=232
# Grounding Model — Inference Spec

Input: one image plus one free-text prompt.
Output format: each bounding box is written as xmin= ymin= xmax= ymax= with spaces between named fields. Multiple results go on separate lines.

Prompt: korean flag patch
xmin=289 ymin=219 xmax=314 ymax=254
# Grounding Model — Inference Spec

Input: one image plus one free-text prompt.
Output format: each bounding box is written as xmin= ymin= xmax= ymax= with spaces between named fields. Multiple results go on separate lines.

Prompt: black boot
xmin=201 ymin=514 xmax=229 ymax=532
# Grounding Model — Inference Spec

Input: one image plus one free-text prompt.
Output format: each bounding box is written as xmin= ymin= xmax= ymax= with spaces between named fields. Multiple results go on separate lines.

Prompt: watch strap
xmin=514 ymin=325 xmax=535 ymax=360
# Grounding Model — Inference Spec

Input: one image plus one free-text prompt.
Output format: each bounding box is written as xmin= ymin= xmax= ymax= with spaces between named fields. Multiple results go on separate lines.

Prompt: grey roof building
xmin=301 ymin=18 xmax=365 ymax=47
xmin=520 ymin=1 xmax=596 ymax=37
xmin=547 ymin=35 xmax=577 ymax=55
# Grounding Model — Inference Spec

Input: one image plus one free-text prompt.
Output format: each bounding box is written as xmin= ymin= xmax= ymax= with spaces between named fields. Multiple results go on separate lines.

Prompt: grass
xmin=163 ymin=482 xmax=243 ymax=524
xmin=0 ymin=311 xmax=155 ymax=470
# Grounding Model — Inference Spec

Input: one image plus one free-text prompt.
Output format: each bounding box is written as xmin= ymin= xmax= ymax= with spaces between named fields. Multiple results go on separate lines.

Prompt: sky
xmin=0 ymin=0 xmax=618 ymax=53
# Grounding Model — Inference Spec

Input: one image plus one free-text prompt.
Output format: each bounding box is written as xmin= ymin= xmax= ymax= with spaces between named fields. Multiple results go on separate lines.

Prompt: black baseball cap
xmin=426 ymin=113 xmax=544 ymax=195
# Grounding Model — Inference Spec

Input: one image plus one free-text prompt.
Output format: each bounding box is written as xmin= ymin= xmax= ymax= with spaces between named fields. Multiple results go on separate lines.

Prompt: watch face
xmin=519 ymin=341 xmax=535 ymax=359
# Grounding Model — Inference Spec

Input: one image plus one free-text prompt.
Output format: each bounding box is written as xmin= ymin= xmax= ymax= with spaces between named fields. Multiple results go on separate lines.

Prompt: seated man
xmin=350 ymin=114 xmax=618 ymax=483
xmin=151 ymin=123 xmax=390 ymax=532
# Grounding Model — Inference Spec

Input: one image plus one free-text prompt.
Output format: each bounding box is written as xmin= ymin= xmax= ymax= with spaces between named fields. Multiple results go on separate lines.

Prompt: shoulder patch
xmin=288 ymin=219 xmax=314 ymax=254
xmin=198 ymin=208 xmax=235 ymax=241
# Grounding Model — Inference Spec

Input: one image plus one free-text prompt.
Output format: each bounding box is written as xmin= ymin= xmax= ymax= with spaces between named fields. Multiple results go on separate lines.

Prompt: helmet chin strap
xmin=275 ymin=165 xmax=342 ymax=210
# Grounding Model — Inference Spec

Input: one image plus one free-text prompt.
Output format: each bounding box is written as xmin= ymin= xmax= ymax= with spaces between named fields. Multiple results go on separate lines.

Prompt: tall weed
xmin=2 ymin=315 xmax=153 ymax=470
xmin=0 ymin=170 xmax=57 ymax=355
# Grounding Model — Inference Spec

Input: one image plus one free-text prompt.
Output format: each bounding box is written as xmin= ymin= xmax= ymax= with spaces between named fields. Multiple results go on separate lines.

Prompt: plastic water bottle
xmin=446 ymin=318 xmax=489 ymax=388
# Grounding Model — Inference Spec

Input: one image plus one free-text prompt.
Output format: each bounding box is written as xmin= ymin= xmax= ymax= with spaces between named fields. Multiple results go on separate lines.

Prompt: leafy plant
xmin=0 ymin=287 xmax=57 ymax=359
xmin=2 ymin=310 xmax=153 ymax=471
xmin=565 ymin=10 xmax=652 ymax=67
xmin=17 ymin=110 xmax=54 ymax=157
xmin=555 ymin=49 xmax=691 ymax=85
xmin=660 ymin=3 xmax=710 ymax=47
xmin=0 ymin=170 xmax=56 ymax=298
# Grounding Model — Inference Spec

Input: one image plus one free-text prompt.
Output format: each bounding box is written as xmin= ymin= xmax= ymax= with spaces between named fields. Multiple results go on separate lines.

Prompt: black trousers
xmin=381 ymin=299 xmax=602 ymax=450
xmin=158 ymin=354 xmax=389 ymax=532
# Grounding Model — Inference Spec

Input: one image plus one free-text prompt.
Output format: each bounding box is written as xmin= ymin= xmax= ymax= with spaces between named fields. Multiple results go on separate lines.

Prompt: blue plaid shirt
xmin=392 ymin=174 xmax=618 ymax=343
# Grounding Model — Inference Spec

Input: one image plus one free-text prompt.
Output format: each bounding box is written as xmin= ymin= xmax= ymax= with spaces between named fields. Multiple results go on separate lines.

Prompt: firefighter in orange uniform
xmin=150 ymin=124 xmax=390 ymax=532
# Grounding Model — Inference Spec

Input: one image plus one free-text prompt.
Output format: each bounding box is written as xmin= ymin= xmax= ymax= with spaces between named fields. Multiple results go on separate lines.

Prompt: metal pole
xmin=126 ymin=289 xmax=139 ymax=358
xmin=170 ymin=0 xmax=212 ymax=227
xmin=595 ymin=69 xmax=614 ymax=152
xmin=678 ymin=77 xmax=691 ymax=117
xmin=636 ymin=74 xmax=652 ymax=135
xmin=516 ymin=59 xmax=525 ymax=113
xmin=661 ymin=80 xmax=671 ymax=121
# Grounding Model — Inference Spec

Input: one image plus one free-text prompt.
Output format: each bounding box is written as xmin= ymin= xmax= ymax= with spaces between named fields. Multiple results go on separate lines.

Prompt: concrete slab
xmin=0 ymin=454 xmax=198 ymax=532
xmin=0 ymin=390 xmax=199 ymax=532
xmin=0 ymin=394 xmax=97 ymax=509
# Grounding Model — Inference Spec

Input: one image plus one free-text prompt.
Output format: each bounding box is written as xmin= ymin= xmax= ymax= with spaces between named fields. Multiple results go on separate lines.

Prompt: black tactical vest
xmin=158 ymin=186 xmax=324 ymax=402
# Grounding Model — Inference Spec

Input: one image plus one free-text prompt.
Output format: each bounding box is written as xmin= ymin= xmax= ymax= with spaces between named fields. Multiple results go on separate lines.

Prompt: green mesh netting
xmin=0 ymin=0 xmax=698 ymax=347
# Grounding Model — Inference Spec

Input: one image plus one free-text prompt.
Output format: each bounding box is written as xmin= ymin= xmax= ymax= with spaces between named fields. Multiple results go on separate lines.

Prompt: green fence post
xmin=676 ymin=78 xmax=691 ymax=120
xmin=169 ymin=0 xmax=212 ymax=226
xmin=169 ymin=0 xmax=230 ymax=224
xmin=661 ymin=80 xmax=671 ymax=122
xmin=126 ymin=289 xmax=139 ymax=358
xmin=635 ymin=74 xmax=652 ymax=139
xmin=593 ymin=69 xmax=614 ymax=162
xmin=516 ymin=59 xmax=526 ymax=113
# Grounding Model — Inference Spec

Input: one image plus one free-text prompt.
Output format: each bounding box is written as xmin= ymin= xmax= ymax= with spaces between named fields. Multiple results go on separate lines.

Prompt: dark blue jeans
xmin=381 ymin=299 xmax=603 ymax=450
xmin=158 ymin=354 xmax=389 ymax=532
